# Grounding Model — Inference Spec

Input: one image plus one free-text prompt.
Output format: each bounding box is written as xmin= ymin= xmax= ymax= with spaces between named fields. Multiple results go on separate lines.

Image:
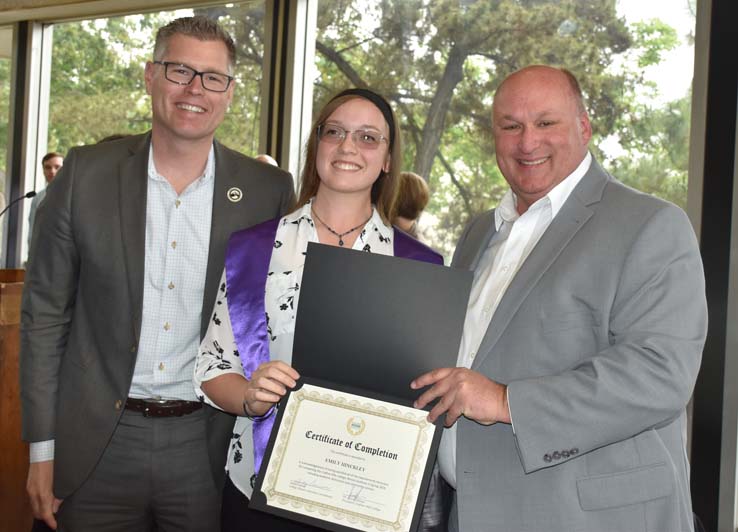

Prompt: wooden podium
xmin=0 ymin=269 xmax=33 ymax=531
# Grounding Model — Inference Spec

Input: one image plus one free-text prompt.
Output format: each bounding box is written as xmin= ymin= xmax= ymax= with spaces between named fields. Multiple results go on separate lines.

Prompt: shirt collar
xmin=494 ymin=151 xmax=592 ymax=230
xmin=147 ymin=143 xmax=216 ymax=189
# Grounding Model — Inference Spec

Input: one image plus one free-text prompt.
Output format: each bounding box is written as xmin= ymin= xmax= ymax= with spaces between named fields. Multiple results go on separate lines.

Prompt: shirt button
xmin=171 ymin=241 xmax=177 ymax=249
xmin=470 ymin=351 xmax=476 ymax=360
xmin=168 ymin=281 xmax=175 ymax=290
xmin=115 ymin=399 xmax=123 ymax=410
xmin=130 ymin=345 xmax=137 ymax=353
xmin=159 ymin=362 xmax=165 ymax=371
xmin=175 ymin=199 xmax=181 ymax=208
xmin=164 ymin=322 xmax=171 ymax=331
xmin=501 ymin=265 xmax=510 ymax=273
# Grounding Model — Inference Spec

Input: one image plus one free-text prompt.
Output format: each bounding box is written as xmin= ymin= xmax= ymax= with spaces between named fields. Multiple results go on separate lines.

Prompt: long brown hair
xmin=295 ymin=89 xmax=401 ymax=223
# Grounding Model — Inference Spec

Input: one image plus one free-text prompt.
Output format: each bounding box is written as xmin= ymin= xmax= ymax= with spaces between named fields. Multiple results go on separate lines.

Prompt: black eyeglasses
xmin=153 ymin=61 xmax=234 ymax=93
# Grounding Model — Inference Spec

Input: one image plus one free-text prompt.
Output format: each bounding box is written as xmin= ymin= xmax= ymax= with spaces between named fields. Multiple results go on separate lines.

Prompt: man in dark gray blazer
xmin=20 ymin=16 xmax=294 ymax=531
xmin=413 ymin=66 xmax=707 ymax=531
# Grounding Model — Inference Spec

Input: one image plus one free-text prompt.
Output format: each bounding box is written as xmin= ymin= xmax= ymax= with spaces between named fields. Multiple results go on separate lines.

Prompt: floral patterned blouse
xmin=193 ymin=199 xmax=395 ymax=498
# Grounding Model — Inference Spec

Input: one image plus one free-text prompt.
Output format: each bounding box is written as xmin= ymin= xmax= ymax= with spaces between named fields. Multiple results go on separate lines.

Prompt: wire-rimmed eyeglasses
xmin=153 ymin=61 xmax=234 ymax=93
xmin=317 ymin=124 xmax=388 ymax=150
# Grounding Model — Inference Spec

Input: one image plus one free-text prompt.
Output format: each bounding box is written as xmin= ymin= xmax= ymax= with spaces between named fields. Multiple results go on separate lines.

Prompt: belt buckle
xmin=142 ymin=398 xmax=169 ymax=418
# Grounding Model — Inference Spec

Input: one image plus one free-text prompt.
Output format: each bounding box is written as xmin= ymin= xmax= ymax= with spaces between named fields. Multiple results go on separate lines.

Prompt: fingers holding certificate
xmin=244 ymin=361 xmax=300 ymax=417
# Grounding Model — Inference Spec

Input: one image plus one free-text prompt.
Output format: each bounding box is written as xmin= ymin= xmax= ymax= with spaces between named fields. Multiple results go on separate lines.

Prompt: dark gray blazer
xmin=449 ymin=159 xmax=707 ymax=532
xmin=20 ymin=133 xmax=295 ymax=498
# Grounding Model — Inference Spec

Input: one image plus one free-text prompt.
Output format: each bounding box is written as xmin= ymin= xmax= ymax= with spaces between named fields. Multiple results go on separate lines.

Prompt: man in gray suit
xmin=21 ymin=16 xmax=294 ymax=531
xmin=413 ymin=65 xmax=707 ymax=531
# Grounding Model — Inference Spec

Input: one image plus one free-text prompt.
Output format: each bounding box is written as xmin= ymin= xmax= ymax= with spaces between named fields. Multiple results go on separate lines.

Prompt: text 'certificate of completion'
xmin=256 ymin=383 xmax=434 ymax=532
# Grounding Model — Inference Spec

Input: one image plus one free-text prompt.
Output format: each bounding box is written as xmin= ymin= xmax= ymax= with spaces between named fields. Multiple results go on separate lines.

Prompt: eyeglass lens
xmin=163 ymin=63 xmax=231 ymax=92
xmin=318 ymin=125 xmax=385 ymax=149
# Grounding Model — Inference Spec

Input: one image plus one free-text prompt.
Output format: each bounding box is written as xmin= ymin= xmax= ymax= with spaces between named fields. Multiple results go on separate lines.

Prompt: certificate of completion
xmin=252 ymin=383 xmax=436 ymax=531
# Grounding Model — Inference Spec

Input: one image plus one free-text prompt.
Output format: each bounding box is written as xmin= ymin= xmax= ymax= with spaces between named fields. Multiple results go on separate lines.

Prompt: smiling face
xmin=145 ymin=34 xmax=234 ymax=146
xmin=315 ymin=97 xmax=391 ymax=198
xmin=492 ymin=66 xmax=592 ymax=213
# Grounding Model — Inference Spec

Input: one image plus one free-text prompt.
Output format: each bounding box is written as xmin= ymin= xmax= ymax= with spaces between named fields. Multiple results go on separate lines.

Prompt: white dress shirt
xmin=438 ymin=153 xmax=592 ymax=487
xmin=30 ymin=144 xmax=215 ymax=463
xmin=194 ymin=199 xmax=395 ymax=498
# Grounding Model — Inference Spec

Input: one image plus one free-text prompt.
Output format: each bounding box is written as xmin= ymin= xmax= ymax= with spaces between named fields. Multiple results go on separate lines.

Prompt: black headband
xmin=329 ymin=88 xmax=395 ymax=150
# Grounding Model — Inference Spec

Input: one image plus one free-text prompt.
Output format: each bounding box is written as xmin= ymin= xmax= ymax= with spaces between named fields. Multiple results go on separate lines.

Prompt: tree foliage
xmin=313 ymin=0 xmax=688 ymax=255
xmin=47 ymin=5 xmax=267 ymax=154
xmin=39 ymin=0 xmax=691 ymax=257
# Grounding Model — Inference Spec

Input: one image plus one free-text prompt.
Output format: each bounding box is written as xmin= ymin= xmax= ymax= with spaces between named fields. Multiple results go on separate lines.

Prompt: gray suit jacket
xmin=27 ymin=187 xmax=46 ymax=249
xmin=450 ymin=159 xmax=707 ymax=532
xmin=20 ymin=133 xmax=295 ymax=498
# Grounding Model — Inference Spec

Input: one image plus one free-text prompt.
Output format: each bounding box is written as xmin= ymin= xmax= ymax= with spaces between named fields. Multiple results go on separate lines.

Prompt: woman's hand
xmin=244 ymin=361 xmax=300 ymax=417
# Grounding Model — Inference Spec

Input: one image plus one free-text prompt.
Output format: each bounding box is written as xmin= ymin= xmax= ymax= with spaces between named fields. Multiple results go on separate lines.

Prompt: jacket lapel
xmin=118 ymin=133 xmax=151 ymax=343
xmin=455 ymin=210 xmax=499 ymax=272
xmin=471 ymin=159 xmax=610 ymax=370
xmin=200 ymin=141 xmax=238 ymax=338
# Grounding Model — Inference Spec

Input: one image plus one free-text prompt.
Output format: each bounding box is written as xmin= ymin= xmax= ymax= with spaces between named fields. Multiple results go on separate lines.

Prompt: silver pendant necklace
xmin=312 ymin=208 xmax=372 ymax=247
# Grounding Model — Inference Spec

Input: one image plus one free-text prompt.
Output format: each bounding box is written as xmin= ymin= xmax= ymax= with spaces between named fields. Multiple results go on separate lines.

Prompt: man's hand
xmin=411 ymin=368 xmax=511 ymax=427
xmin=243 ymin=361 xmax=299 ymax=417
xmin=27 ymin=460 xmax=62 ymax=530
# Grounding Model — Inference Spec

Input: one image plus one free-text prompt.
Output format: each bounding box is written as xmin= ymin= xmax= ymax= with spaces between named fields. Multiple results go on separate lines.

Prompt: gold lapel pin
xmin=227 ymin=187 xmax=243 ymax=203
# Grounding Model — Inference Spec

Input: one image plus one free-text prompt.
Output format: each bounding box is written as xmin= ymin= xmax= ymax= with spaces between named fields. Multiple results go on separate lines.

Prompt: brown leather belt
xmin=125 ymin=397 xmax=202 ymax=418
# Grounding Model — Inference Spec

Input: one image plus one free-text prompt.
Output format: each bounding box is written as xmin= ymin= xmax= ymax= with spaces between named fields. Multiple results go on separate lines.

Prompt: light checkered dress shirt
xmin=30 ymin=144 xmax=215 ymax=463
xmin=128 ymin=144 xmax=215 ymax=401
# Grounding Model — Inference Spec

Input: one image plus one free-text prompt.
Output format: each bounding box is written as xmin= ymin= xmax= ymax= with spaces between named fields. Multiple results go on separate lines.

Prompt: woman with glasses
xmin=193 ymin=88 xmax=442 ymax=530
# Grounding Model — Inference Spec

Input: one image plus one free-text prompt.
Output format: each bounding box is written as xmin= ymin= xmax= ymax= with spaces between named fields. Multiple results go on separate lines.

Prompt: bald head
xmin=493 ymin=66 xmax=586 ymax=120
xmin=491 ymin=65 xmax=592 ymax=213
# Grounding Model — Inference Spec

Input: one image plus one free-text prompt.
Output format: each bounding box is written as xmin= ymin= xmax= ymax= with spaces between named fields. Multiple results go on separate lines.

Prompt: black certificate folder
xmin=249 ymin=243 xmax=471 ymax=532
xmin=292 ymin=243 xmax=472 ymax=400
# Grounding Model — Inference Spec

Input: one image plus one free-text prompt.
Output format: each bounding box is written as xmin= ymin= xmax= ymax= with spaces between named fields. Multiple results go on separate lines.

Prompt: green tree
xmin=314 ymin=0 xmax=686 ymax=255
xmin=48 ymin=4 xmax=267 ymax=154
xmin=0 ymin=58 xmax=11 ymax=192
xmin=610 ymin=92 xmax=691 ymax=208
xmin=43 ymin=1 xmax=691 ymax=257
xmin=48 ymin=17 xmax=155 ymax=151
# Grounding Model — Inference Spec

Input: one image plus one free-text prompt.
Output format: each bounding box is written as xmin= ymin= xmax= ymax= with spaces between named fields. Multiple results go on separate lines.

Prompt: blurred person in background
xmin=393 ymin=170 xmax=430 ymax=239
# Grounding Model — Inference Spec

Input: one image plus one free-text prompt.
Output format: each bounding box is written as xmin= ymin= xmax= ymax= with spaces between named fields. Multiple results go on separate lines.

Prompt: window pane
xmin=314 ymin=0 xmax=696 ymax=258
xmin=0 ymin=26 xmax=12 ymax=265
xmin=47 ymin=2 xmax=266 ymax=156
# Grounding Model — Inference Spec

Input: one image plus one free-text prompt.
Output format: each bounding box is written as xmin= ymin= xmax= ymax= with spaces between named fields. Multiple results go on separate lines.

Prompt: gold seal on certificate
xmin=251 ymin=383 xmax=437 ymax=531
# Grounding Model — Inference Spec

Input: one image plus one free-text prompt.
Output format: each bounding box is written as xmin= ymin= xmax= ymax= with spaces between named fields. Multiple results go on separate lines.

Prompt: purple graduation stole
xmin=224 ymin=218 xmax=443 ymax=477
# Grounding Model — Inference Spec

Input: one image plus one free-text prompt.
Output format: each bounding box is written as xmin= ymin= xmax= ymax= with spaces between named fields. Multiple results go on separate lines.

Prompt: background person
xmin=254 ymin=153 xmax=278 ymax=166
xmin=194 ymin=88 xmax=442 ymax=531
xmin=412 ymin=65 xmax=707 ymax=532
xmin=20 ymin=16 xmax=294 ymax=531
xmin=393 ymin=170 xmax=430 ymax=239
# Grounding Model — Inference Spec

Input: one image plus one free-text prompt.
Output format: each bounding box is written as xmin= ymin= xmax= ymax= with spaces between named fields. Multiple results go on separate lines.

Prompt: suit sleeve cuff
xmin=507 ymin=386 xmax=515 ymax=434
xmin=30 ymin=440 xmax=55 ymax=463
